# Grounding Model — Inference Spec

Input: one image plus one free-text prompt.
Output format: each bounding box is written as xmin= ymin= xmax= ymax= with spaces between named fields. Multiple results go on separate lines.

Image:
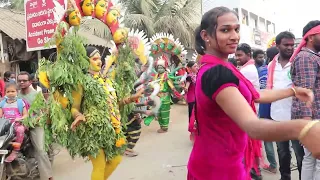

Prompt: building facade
xmin=202 ymin=0 xmax=276 ymax=51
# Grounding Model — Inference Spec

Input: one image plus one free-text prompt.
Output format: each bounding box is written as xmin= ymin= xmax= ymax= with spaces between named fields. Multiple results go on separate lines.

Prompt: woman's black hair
xmin=86 ymin=46 xmax=98 ymax=57
xmin=5 ymin=82 xmax=18 ymax=91
xmin=236 ymin=43 xmax=252 ymax=57
xmin=195 ymin=7 xmax=238 ymax=55
xmin=186 ymin=61 xmax=196 ymax=68
xmin=3 ymin=71 xmax=13 ymax=80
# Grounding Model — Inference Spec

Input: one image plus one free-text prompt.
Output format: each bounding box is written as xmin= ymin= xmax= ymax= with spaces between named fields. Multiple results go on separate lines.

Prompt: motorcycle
xmin=0 ymin=119 xmax=55 ymax=180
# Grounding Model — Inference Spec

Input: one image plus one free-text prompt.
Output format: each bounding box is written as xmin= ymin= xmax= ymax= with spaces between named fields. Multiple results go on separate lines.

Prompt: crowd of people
xmin=186 ymin=6 xmax=320 ymax=180
xmin=1 ymin=4 xmax=320 ymax=180
xmin=0 ymin=71 xmax=53 ymax=180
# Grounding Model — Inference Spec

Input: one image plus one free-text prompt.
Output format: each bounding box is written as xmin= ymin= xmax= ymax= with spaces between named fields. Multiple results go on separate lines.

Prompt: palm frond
xmin=175 ymin=0 xmax=201 ymax=23
xmin=140 ymin=0 xmax=158 ymax=18
xmin=124 ymin=14 xmax=154 ymax=36
xmin=153 ymin=0 xmax=172 ymax=22
xmin=121 ymin=0 xmax=200 ymax=48
xmin=121 ymin=0 xmax=142 ymax=14
xmin=153 ymin=16 xmax=191 ymax=46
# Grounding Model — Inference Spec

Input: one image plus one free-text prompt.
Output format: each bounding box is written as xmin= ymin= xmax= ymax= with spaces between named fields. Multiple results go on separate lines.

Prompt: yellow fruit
xmin=39 ymin=71 xmax=50 ymax=89
xmin=53 ymin=91 xmax=69 ymax=109
xmin=113 ymin=28 xmax=128 ymax=44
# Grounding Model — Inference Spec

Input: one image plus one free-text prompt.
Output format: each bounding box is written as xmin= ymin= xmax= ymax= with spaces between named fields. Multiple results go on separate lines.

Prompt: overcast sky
xmin=270 ymin=0 xmax=319 ymax=37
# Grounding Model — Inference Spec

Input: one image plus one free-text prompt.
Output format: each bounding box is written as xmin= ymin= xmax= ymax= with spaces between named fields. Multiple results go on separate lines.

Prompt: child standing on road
xmin=185 ymin=61 xmax=198 ymax=143
xmin=0 ymin=82 xmax=28 ymax=162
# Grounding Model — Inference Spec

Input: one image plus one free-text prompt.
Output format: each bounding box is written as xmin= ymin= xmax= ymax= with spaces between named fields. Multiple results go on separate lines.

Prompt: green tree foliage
xmin=0 ymin=0 xmax=24 ymax=11
xmin=120 ymin=0 xmax=201 ymax=47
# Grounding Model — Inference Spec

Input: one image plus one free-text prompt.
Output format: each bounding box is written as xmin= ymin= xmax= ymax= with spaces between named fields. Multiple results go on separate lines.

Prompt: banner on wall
xmin=25 ymin=0 xmax=67 ymax=52
xmin=253 ymin=28 xmax=261 ymax=45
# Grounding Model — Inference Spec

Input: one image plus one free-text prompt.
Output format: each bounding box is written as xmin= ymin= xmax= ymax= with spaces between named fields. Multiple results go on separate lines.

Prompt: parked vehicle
xmin=0 ymin=119 xmax=54 ymax=180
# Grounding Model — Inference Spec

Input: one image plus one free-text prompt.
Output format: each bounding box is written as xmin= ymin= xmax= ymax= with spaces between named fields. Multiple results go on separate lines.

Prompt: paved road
xmin=52 ymin=105 xmax=299 ymax=180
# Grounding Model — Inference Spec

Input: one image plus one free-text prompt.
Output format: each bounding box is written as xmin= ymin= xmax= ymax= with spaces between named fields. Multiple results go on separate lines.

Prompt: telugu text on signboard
xmin=25 ymin=0 xmax=66 ymax=52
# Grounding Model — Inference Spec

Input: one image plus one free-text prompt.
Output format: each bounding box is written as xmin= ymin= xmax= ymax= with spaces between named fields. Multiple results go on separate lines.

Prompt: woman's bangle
xmin=298 ymin=120 xmax=319 ymax=140
xmin=291 ymin=87 xmax=296 ymax=96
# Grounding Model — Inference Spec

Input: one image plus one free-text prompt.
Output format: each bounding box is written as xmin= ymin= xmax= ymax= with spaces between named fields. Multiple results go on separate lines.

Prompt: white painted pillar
xmin=37 ymin=50 xmax=41 ymax=59
xmin=0 ymin=33 xmax=4 ymax=63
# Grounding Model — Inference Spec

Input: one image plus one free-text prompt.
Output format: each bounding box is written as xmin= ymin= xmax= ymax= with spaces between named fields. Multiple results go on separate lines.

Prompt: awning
xmin=0 ymin=8 xmax=25 ymax=40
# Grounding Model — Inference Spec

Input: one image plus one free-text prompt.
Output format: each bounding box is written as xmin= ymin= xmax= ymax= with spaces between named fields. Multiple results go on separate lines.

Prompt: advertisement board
xmin=25 ymin=0 xmax=66 ymax=51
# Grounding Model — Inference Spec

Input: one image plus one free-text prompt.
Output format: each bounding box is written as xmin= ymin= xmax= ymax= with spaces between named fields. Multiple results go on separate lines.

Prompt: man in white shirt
xmin=236 ymin=43 xmax=260 ymax=111
xmin=31 ymin=73 xmax=42 ymax=92
xmin=268 ymin=31 xmax=304 ymax=180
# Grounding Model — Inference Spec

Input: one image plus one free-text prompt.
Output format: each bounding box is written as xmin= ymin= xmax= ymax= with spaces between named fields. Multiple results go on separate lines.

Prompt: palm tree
xmin=120 ymin=0 xmax=201 ymax=48
xmin=0 ymin=0 xmax=24 ymax=11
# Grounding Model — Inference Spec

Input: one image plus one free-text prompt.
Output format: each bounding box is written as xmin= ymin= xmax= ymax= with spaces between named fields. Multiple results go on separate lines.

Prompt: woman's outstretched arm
xmin=255 ymin=87 xmax=313 ymax=106
xmin=255 ymin=88 xmax=294 ymax=104
xmin=216 ymin=86 xmax=306 ymax=141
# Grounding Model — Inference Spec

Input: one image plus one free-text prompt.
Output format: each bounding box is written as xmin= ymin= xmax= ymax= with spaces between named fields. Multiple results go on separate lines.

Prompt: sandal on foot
xmin=157 ymin=128 xmax=168 ymax=133
xmin=124 ymin=150 xmax=139 ymax=157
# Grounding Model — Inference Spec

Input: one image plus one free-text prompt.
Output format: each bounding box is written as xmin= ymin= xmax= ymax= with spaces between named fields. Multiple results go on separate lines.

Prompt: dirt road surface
xmin=52 ymin=105 xmax=299 ymax=180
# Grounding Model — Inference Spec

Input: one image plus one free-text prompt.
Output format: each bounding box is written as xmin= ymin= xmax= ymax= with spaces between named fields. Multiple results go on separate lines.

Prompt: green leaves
xmin=77 ymin=75 xmax=125 ymax=159
xmin=114 ymin=43 xmax=138 ymax=126
xmin=25 ymin=31 xmax=126 ymax=159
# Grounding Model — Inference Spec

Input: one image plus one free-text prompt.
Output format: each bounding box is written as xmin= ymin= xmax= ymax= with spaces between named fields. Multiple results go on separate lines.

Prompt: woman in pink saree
xmin=187 ymin=6 xmax=320 ymax=180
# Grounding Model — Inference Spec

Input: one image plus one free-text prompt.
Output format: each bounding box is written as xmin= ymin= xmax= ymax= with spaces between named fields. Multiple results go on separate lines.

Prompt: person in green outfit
xmin=153 ymin=55 xmax=182 ymax=133
xmin=147 ymin=33 xmax=187 ymax=133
